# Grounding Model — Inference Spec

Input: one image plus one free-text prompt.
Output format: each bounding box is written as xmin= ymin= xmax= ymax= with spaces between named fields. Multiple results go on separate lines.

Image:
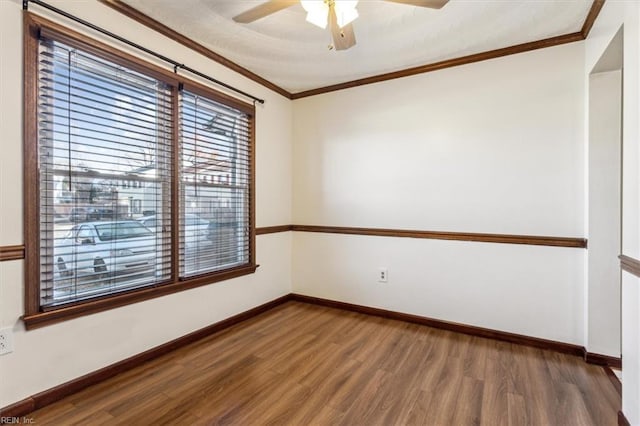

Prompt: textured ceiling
xmin=121 ymin=0 xmax=593 ymax=93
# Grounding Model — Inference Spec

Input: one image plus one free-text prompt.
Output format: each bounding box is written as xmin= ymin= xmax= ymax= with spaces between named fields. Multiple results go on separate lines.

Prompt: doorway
xmin=587 ymin=27 xmax=623 ymax=360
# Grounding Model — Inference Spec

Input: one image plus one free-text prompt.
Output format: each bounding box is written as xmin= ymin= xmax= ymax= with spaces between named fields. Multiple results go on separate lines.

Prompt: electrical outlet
xmin=378 ymin=268 xmax=388 ymax=283
xmin=0 ymin=328 xmax=14 ymax=355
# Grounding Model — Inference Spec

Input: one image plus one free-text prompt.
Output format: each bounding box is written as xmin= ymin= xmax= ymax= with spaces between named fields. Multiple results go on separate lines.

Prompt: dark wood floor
xmin=29 ymin=301 xmax=619 ymax=425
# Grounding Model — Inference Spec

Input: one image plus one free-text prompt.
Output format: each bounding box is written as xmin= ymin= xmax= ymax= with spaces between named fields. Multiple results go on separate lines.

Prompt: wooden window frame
xmin=22 ymin=12 xmax=257 ymax=330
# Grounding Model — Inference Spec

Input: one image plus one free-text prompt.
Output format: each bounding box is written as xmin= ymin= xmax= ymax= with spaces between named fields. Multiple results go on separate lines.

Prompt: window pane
xmin=179 ymin=90 xmax=251 ymax=277
xmin=38 ymin=38 xmax=173 ymax=306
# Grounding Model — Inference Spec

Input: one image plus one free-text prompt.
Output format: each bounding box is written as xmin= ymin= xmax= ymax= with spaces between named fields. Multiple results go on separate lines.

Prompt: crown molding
xmin=97 ymin=0 xmax=292 ymax=99
xmin=581 ymin=0 xmax=606 ymax=39
xmin=69 ymin=1 xmax=606 ymax=99
xmin=291 ymin=32 xmax=584 ymax=99
xmin=292 ymin=0 xmax=604 ymax=98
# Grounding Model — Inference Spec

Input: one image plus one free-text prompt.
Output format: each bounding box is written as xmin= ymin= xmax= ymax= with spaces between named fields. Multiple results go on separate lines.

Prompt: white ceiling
xmin=121 ymin=0 xmax=593 ymax=94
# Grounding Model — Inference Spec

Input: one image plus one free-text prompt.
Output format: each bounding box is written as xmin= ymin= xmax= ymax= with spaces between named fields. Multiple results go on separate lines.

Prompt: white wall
xmin=292 ymin=42 xmax=587 ymax=344
xmin=0 ymin=0 xmax=292 ymax=408
xmin=588 ymin=70 xmax=622 ymax=358
xmin=585 ymin=2 xmax=640 ymax=424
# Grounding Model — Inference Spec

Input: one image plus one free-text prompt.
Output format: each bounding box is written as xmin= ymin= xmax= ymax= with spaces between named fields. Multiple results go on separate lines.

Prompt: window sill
xmin=22 ymin=264 xmax=259 ymax=330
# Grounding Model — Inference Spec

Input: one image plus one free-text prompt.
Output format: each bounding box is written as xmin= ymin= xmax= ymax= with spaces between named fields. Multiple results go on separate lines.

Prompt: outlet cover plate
xmin=0 ymin=328 xmax=14 ymax=355
xmin=378 ymin=268 xmax=388 ymax=283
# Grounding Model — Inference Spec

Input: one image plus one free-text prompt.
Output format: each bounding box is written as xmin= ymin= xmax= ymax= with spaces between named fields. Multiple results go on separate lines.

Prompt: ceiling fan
xmin=232 ymin=0 xmax=449 ymax=51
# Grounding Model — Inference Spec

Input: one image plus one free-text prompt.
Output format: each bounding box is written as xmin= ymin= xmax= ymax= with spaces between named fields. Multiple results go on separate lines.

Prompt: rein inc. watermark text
xmin=0 ymin=417 xmax=35 ymax=424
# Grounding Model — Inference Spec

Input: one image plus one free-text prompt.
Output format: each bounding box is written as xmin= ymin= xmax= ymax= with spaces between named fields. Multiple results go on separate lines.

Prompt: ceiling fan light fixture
xmin=334 ymin=0 xmax=359 ymax=28
xmin=300 ymin=0 xmax=329 ymax=28
xmin=232 ymin=0 xmax=448 ymax=52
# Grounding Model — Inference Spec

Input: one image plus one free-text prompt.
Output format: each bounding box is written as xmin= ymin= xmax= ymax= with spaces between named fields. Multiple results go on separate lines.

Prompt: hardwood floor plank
xmin=421 ymin=355 xmax=466 ymax=425
xmin=211 ymin=368 xmax=305 ymax=424
xmin=155 ymin=411 xmax=207 ymax=426
xmin=507 ymin=392 xmax=528 ymax=426
xmin=555 ymin=382 xmax=600 ymax=426
xmin=464 ymin=336 xmax=491 ymax=380
xmin=480 ymin=382 xmax=509 ymax=426
xmin=311 ymin=404 xmax=347 ymax=425
xmin=24 ymin=402 xmax=76 ymax=424
xmin=325 ymin=355 xmax=383 ymax=414
xmin=27 ymin=301 xmax=620 ymax=425
xmin=188 ymin=368 xmax=281 ymax=421
xmin=229 ymin=380 xmax=311 ymax=425
xmin=62 ymin=408 xmax=115 ymax=425
xmin=375 ymin=339 xmax=434 ymax=425
xmin=285 ymin=357 xmax=361 ymax=425
xmin=69 ymin=362 xmax=186 ymax=410
xmin=394 ymin=390 xmax=434 ymax=426
xmin=450 ymin=376 xmax=485 ymax=425
xmin=162 ymin=354 xmax=263 ymax=400
xmin=296 ymin=342 xmax=352 ymax=388
xmin=338 ymin=368 xmax=392 ymax=425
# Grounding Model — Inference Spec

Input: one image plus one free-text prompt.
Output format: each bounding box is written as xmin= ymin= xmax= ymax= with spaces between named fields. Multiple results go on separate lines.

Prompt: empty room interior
xmin=1 ymin=0 xmax=640 ymax=424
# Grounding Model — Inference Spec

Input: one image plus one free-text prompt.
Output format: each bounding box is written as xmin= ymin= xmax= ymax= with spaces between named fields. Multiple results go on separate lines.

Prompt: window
xmin=180 ymin=89 xmax=251 ymax=277
xmin=36 ymin=33 xmax=173 ymax=306
xmin=23 ymin=14 xmax=256 ymax=328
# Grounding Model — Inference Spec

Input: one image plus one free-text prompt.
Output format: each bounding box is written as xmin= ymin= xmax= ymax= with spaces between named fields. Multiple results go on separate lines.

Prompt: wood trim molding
xmin=620 ymin=255 xmax=640 ymax=278
xmin=290 ymin=294 xmax=585 ymax=356
xmin=618 ymin=411 xmax=631 ymax=426
xmin=256 ymin=225 xmax=294 ymax=235
xmin=581 ymin=0 xmax=606 ymax=38
xmin=292 ymin=225 xmax=587 ymax=248
xmin=0 ymin=398 xmax=35 ymax=420
xmin=291 ymin=0 xmax=605 ymax=98
xmin=0 ymin=245 xmax=25 ymax=261
xmin=0 ymin=226 xmax=592 ymax=267
xmin=291 ymin=32 xmax=584 ymax=99
xmin=97 ymin=0 xmax=604 ymax=100
xmin=585 ymin=351 xmax=622 ymax=369
xmin=603 ymin=366 xmax=622 ymax=396
xmin=22 ymin=264 xmax=259 ymax=330
xmin=293 ymin=294 xmax=624 ymax=368
xmin=96 ymin=0 xmax=291 ymax=99
xmin=0 ymin=227 xmax=295 ymax=263
xmin=0 ymin=294 xmax=293 ymax=420
xmin=215 ymin=223 xmax=588 ymax=247
xmin=23 ymin=11 xmax=40 ymax=317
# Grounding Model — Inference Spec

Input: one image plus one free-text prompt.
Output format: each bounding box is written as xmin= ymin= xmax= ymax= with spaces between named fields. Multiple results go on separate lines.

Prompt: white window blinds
xmin=179 ymin=89 xmax=252 ymax=277
xmin=37 ymin=36 xmax=172 ymax=306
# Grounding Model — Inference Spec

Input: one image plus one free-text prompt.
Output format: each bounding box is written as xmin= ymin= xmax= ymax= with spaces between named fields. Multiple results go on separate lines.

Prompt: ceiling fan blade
xmin=383 ymin=0 xmax=449 ymax=9
xmin=328 ymin=6 xmax=356 ymax=51
xmin=232 ymin=0 xmax=298 ymax=24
